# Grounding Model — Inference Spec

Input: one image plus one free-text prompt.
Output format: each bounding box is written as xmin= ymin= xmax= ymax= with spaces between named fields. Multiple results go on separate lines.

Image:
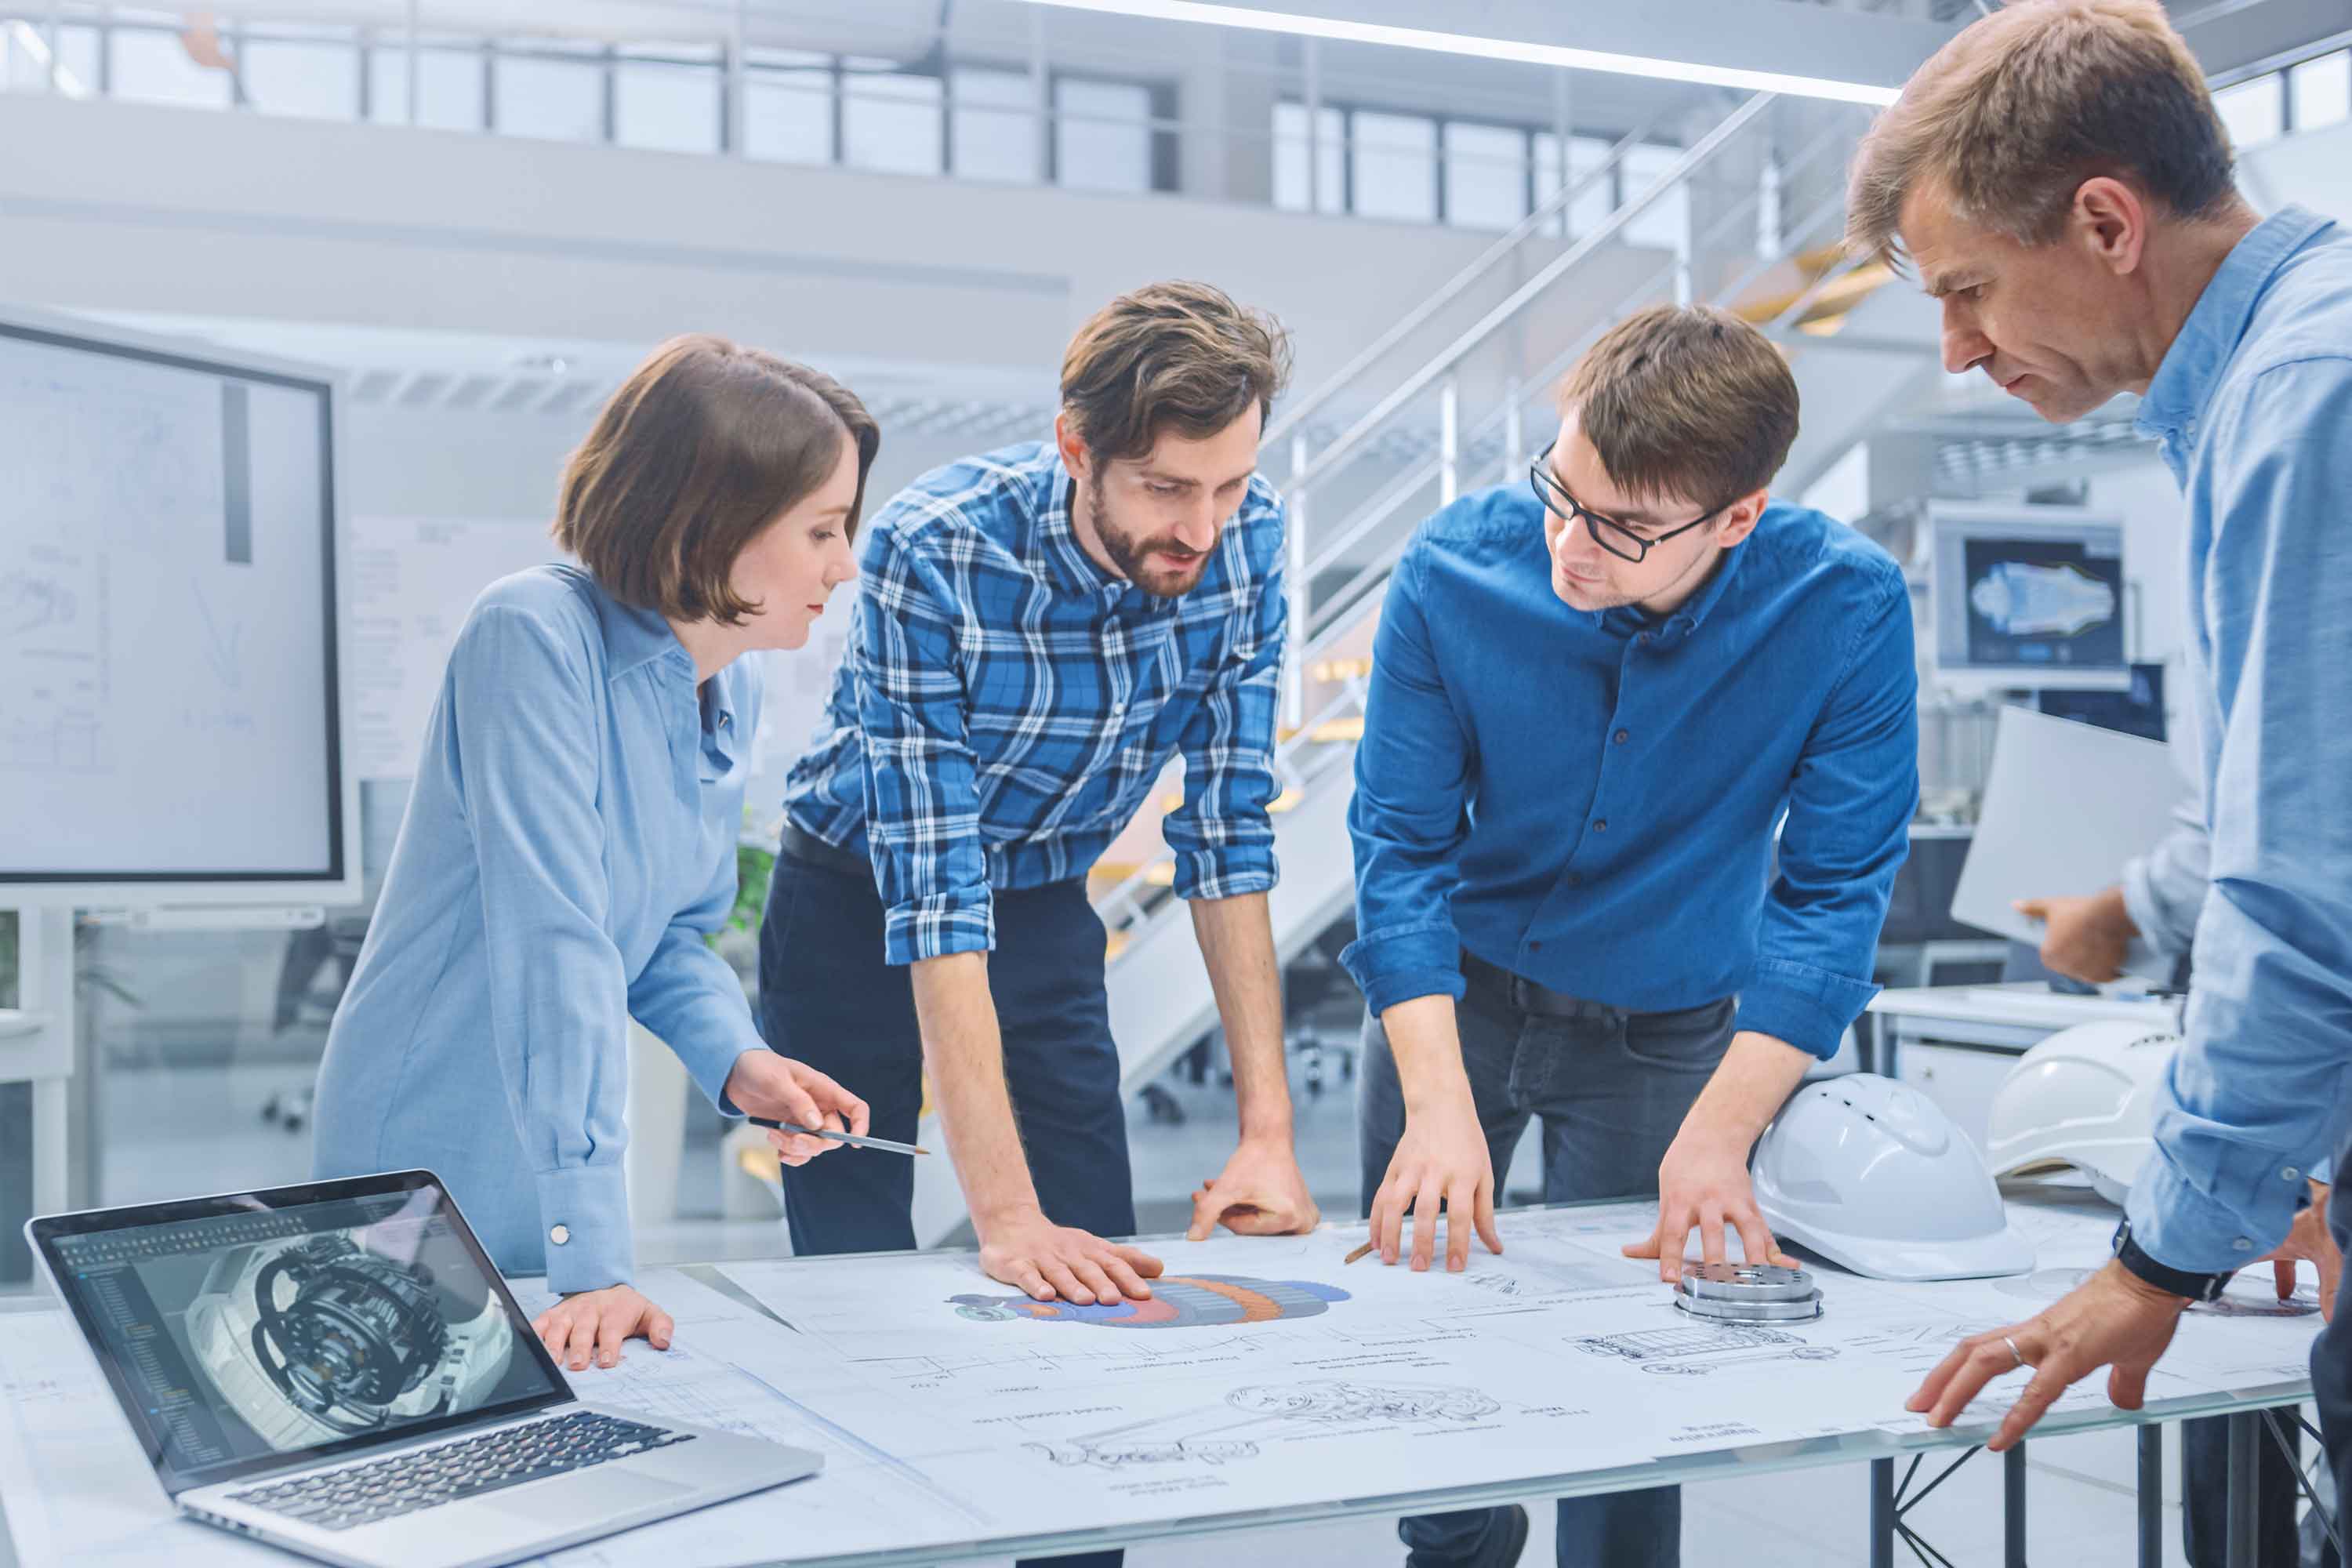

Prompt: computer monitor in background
xmin=1926 ymin=503 xmax=2131 ymax=694
xmin=2038 ymin=662 xmax=2166 ymax=743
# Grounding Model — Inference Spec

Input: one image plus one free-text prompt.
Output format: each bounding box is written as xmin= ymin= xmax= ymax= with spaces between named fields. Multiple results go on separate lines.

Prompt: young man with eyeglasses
xmin=1345 ymin=305 xmax=1918 ymax=1568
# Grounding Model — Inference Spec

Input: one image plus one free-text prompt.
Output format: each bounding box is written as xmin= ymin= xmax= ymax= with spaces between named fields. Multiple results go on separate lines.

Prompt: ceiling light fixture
xmin=1007 ymin=0 xmax=1904 ymax=107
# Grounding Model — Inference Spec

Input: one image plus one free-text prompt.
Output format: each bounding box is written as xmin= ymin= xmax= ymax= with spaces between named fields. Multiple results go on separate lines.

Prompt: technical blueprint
xmin=2 ymin=1203 xmax=2327 ymax=1568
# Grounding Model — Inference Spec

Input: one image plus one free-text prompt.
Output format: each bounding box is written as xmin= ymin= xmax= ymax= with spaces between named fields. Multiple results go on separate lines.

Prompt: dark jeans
xmin=757 ymin=845 xmax=1134 ymax=1568
xmin=1358 ymin=955 xmax=1736 ymax=1568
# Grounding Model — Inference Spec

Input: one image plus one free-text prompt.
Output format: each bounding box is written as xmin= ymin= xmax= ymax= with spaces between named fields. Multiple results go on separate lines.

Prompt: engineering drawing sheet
xmin=0 ymin=1204 xmax=2327 ymax=1568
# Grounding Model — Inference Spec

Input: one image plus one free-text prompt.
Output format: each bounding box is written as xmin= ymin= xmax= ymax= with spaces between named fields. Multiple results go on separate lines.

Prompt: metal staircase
xmin=912 ymin=87 xmax=1918 ymax=1243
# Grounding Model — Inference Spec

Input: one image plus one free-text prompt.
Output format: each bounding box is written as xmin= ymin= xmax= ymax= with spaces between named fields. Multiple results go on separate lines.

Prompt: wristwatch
xmin=2111 ymin=1218 xmax=2233 ymax=1304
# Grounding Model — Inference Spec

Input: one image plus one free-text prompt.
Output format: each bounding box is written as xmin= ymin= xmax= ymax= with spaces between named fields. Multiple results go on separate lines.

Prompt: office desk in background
xmin=1869 ymin=982 xmax=2183 ymax=1150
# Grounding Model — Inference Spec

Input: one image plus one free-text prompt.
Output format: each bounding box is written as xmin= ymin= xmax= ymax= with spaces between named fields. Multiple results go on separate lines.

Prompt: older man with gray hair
xmin=1845 ymin=0 xmax=2352 ymax=1513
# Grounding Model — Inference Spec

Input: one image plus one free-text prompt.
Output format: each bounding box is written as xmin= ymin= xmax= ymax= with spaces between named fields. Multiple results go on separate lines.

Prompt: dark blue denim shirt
xmin=1340 ymin=487 xmax=1917 ymax=1058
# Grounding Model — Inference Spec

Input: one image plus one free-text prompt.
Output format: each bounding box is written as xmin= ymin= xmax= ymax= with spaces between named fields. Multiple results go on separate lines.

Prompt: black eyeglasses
xmin=1528 ymin=440 xmax=1726 ymax=564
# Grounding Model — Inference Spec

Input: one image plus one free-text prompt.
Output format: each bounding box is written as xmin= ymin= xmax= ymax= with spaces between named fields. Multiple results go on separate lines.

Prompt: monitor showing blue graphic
xmin=1928 ymin=505 xmax=2130 ymax=692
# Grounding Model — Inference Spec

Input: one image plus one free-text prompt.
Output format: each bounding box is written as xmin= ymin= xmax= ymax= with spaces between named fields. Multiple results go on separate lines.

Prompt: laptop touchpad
xmin=483 ymin=1468 xmax=690 ymax=1526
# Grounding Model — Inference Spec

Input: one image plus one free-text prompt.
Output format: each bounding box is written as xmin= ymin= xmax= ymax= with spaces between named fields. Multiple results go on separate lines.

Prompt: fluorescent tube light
xmin=1008 ymin=0 xmax=1904 ymax=107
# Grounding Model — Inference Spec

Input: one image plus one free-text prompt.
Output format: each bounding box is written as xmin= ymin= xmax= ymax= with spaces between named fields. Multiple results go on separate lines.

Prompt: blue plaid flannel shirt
xmin=782 ymin=441 xmax=1287 ymax=966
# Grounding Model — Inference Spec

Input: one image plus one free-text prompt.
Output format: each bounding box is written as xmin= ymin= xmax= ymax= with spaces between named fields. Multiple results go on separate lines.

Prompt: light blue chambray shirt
xmin=2125 ymin=205 xmax=2352 ymax=1273
xmin=314 ymin=564 xmax=764 ymax=1294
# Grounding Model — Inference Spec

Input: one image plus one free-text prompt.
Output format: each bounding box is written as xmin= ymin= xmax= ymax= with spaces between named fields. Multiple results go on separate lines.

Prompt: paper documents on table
xmin=4 ymin=1215 xmax=2325 ymax=1568
xmin=1949 ymin=704 xmax=2190 ymax=982
xmin=710 ymin=1200 xmax=2318 ymax=1537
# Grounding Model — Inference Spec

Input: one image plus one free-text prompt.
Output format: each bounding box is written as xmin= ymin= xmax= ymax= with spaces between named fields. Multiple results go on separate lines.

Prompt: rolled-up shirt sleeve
xmin=1165 ymin=540 xmax=1284 ymax=902
xmin=854 ymin=526 xmax=994 ymax=965
xmin=1734 ymin=569 xmax=1918 ymax=1058
xmin=1341 ymin=543 xmax=1476 ymax=1015
xmin=2128 ymin=365 xmax=2352 ymax=1272
xmin=448 ymin=606 xmax=634 ymax=1295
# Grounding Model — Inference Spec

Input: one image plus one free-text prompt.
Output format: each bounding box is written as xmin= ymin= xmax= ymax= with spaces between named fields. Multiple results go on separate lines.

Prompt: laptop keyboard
xmin=227 ymin=1410 xmax=696 ymax=1533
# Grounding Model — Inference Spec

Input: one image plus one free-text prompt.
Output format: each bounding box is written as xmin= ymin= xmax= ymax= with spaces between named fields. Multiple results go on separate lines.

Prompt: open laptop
xmin=25 ymin=1170 xmax=821 ymax=1568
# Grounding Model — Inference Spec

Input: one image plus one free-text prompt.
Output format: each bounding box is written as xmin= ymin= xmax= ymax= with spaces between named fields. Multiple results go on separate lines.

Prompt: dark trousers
xmin=757 ymin=845 xmax=1134 ymax=1568
xmin=1358 ymin=955 xmax=1736 ymax=1568
xmin=2183 ymin=1413 xmax=2329 ymax=1568
xmin=2310 ymin=1153 xmax=2352 ymax=1567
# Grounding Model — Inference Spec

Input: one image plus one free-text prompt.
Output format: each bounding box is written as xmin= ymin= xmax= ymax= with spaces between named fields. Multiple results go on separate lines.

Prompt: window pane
xmin=1622 ymin=143 xmax=1692 ymax=260
xmin=242 ymin=36 xmax=360 ymax=121
xmin=56 ymin=23 xmax=102 ymax=94
xmin=368 ymin=37 xmax=485 ymax=130
xmin=2291 ymin=50 xmax=2350 ymax=132
xmin=615 ymin=44 xmax=719 ymax=154
xmin=953 ymin=65 xmax=1036 ymax=183
xmin=842 ymin=64 xmax=941 ymax=176
xmin=1056 ymin=78 xmax=1150 ymax=192
xmin=745 ymin=49 xmax=831 ymax=164
xmin=1272 ymin=100 xmax=1342 ymax=214
xmin=492 ymin=42 xmax=606 ymax=143
xmin=2 ymin=19 xmax=86 ymax=93
xmin=111 ymin=25 xmax=233 ymax=108
xmin=1443 ymin=121 xmax=1525 ymax=231
xmin=2215 ymin=74 xmax=2284 ymax=151
xmin=1352 ymin=110 xmax=1436 ymax=223
xmin=1532 ymin=132 xmax=1613 ymax=241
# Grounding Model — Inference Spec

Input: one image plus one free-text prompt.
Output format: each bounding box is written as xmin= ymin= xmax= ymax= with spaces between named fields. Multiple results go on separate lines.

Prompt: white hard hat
xmin=1752 ymin=1073 xmax=2034 ymax=1281
xmin=1985 ymin=1021 xmax=2180 ymax=1207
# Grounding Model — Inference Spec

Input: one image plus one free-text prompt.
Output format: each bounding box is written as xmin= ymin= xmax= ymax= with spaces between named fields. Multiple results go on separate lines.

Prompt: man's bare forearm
xmin=1188 ymin=893 xmax=1294 ymax=1144
xmin=1681 ymin=1030 xmax=1813 ymax=1147
xmin=909 ymin=951 xmax=1039 ymax=1228
xmin=1377 ymin=993 xmax=1475 ymax=1112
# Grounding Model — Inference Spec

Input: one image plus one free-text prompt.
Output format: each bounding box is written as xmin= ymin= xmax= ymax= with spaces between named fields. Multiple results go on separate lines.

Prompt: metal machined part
xmin=1672 ymin=1261 xmax=1825 ymax=1324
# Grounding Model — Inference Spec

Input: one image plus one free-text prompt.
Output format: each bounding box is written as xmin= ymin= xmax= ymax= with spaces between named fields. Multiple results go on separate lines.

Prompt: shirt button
xmin=1613 ymin=729 xmax=1629 ymax=744
xmin=1528 ymin=940 xmax=1544 ymax=952
xmin=2285 ymin=1167 xmax=2303 ymax=1181
xmin=2232 ymin=1237 xmax=2253 ymax=1252
xmin=1593 ymin=819 xmax=1608 ymax=833
xmin=1565 ymin=873 xmax=1582 ymax=887
xmin=549 ymin=1225 xmax=571 ymax=1247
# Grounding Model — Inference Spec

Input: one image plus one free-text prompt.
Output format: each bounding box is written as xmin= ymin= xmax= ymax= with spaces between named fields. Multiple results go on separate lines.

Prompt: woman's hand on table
xmin=531 ymin=1284 xmax=673 ymax=1371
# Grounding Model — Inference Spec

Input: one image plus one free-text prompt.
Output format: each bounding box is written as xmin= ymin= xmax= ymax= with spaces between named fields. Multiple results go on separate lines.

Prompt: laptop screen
xmin=29 ymin=1172 xmax=569 ymax=1494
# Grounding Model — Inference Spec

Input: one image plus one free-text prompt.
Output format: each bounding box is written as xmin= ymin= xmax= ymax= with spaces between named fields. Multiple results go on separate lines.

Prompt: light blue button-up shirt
xmin=2125 ymin=205 xmax=2352 ymax=1273
xmin=314 ymin=564 xmax=764 ymax=1293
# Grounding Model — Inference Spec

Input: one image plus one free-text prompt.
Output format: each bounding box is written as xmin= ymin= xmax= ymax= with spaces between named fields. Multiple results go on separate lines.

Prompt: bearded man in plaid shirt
xmin=759 ymin=285 xmax=1319 ymax=1419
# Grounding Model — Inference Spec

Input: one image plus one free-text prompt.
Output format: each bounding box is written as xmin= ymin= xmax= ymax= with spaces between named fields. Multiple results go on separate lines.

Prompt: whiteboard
xmin=344 ymin=516 xmax=565 ymax=782
xmin=0 ymin=308 xmax=356 ymax=906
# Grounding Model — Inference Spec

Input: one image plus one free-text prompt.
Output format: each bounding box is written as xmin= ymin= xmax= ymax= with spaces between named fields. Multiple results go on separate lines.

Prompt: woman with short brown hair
xmin=314 ymin=335 xmax=879 ymax=1367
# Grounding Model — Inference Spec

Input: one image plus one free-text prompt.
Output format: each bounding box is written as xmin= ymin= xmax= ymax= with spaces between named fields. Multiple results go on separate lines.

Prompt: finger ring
xmin=2003 ymin=1334 xmax=2027 ymax=1370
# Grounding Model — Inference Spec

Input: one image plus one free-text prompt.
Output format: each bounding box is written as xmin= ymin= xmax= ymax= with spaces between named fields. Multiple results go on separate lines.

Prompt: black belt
xmin=780 ymin=821 xmax=870 ymax=879
xmin=1458 ymin=951 xmax=1622 ymax=1019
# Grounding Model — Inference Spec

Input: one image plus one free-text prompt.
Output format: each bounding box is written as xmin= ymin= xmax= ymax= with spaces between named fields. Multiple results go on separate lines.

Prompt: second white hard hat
xmin=1984 ymin=1020 xmax=2180 ymax=1207
xmin=1752 ymin=1073 xmax=2034 ymax=1281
